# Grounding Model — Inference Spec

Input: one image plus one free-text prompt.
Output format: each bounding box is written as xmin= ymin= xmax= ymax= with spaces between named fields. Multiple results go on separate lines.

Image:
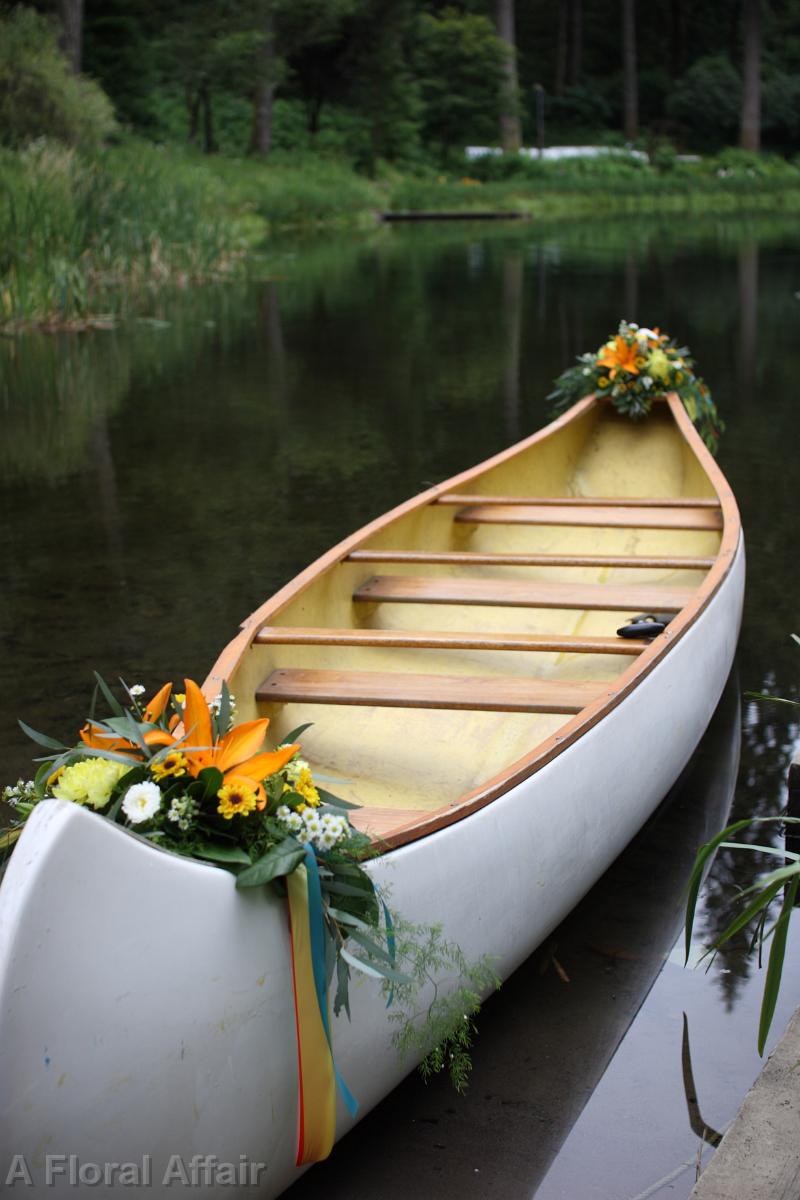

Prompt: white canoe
xmin=0 ymin=395 xmax=743 ymax=1196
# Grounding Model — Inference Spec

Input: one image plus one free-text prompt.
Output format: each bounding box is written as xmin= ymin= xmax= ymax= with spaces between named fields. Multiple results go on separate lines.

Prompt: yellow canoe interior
xmin=207 ymin=397 xmax=735 ymax=848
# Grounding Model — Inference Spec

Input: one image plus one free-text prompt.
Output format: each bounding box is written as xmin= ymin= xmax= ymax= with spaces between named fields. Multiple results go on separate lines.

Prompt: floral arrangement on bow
xmin=1 ymin=674 xmax=496 ymax=1164
xmin=548 ymin=321 xmax=723 ymax=453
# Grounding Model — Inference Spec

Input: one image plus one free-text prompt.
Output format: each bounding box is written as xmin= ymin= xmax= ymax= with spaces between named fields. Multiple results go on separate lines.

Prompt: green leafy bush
xmin=415 ymin=8 xmax=506 ymax=153
xmin=667 ymin=56 xmax=741 ymax=149
xmin=546 ymin=84 xmax=613 ymax=131
xmin=0 ymin=6 xmax=116 ymax=149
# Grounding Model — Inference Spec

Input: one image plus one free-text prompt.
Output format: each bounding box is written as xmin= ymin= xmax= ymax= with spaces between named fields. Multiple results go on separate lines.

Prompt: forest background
xmin=2 ymin=0 xmax=799 ymax=327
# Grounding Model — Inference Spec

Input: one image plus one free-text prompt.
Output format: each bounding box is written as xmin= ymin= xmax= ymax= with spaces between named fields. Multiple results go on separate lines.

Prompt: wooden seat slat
xmin=435 ymin=493 xmax=720 ymax=508
xmin=353 ymin=575 xmax=693 ymax=613
xmin=453 ymin=504 xmax=723 ymax=531
xmin=347 ymin=549 xmax=715 ymax=570
xmin=257 ymin=669 xmax=607 ymax=714
xmin=255 ymin=626 xmax=649 ymax=655
xmin=453 ymin=501 xmax=724 ymax=530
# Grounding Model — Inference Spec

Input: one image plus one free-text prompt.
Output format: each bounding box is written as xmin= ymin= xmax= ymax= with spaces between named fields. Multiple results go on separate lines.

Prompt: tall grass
xmin=0 ymin=139 xmax=246 ymax=327
xmin=205 ymin=153 xmax=382 ymax=228
xmin=0 ymin=139 xmax=385 ymax=328
xmin=4 ymin=134 xmax=800 ymax=330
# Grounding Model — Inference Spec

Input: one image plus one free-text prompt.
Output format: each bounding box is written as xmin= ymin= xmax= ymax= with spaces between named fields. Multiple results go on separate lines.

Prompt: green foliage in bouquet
xmin=1 ymin=673 xmax=495 ymax=1091
xmin=548 ymin=321 xmax=723 ymax=453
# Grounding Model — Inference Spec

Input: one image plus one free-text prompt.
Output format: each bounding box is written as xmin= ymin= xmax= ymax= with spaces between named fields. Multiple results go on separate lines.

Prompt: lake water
xmin=2 ymin=213 xmax=800 ymax=1198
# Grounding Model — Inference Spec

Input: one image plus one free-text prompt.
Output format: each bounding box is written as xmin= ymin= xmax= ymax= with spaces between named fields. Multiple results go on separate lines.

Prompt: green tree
xmin=415 ymin=8 xmax=506 ymax=156
xmin=233 ymin=0 xmax=355 ymax=156
xmin=0 ymin=6 xmax=115 ymax=148
xmin=667 ymin=55 xmax=742 ymax=148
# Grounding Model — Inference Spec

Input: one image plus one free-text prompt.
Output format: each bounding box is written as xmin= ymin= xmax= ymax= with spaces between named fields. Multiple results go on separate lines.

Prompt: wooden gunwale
xmin=203 ymin=393 xmax=740 ymax=850
xmin=346 ymin=549 xmax=715 ymax=570
xmin=254 ymin=627 xmax=648 ymax=655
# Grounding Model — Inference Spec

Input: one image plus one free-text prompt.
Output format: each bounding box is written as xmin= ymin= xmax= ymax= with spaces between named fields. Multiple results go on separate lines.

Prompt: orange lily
xmin=597 ymin=335 xmax=641 ymax=379
xmin=180 ymin=679 xmax=298 ymax=808
xmin=80 ymin=681 xmax=176 ymax=757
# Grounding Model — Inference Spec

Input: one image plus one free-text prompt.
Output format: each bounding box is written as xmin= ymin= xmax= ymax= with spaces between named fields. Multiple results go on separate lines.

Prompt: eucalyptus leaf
xmin=340 ymin=948 xmax=410 ymax=984
xmin=93 ymin=672 xmax=126 ymax=719
xmin=77 ymin=745 xmax=145 ymax=767
xmin=0 ymin=828 xmax=22 ymax=853
xmin=334 ymin=953 xmax=351 ymax=1020
xmin=283 ymin=723 xmax=314 ymax=744
xmin=323 ymin=880 xmax=376 ymax=898
xmin=236 ymin=839 xmax=305 ymax=888
xmin=217 ymin=682 xmax=232 ymax=735
xmin=317 ymin=787 xmax=360 ymax=811
xmin=106 ymin=794 xmax=124 ymax=821
xmin=346 ymin=927 xmax=408 ymax=971
xmin=194 ymin=842 xmax=252 ymax=866
xmin=18 ymin=720 xmax=67 ymax=752
xmin=34 ymin=758 xmax=54 ymax=799
xmin=326 ymin=906 xmax=378 ymax=934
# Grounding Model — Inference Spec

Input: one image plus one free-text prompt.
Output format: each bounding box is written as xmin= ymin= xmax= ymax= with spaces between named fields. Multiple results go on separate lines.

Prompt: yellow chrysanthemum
xmin=217 ymin=782 xmax=259 ymax=820
xmin=150 ymin=751 xmax=189 ymax=781
xmin=52 ymin=759 xmax=129 ymax=810
xmin=597 ymin=376 xmax=610 ymax=388
xmin=284 ymin=767 xmax=321 ymax=808
xmin=645 ymin=348 xmax=671 ymax=381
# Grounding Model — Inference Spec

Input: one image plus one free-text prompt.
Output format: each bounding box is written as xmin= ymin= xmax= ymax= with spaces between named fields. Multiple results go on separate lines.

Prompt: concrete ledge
xmin=690 ymin=1006 xmax=800 ymax=1199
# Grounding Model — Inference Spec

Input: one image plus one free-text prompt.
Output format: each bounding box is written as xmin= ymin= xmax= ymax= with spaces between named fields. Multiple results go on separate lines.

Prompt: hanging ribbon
xmin=286 ymin=845 xmax=359 ymax=1165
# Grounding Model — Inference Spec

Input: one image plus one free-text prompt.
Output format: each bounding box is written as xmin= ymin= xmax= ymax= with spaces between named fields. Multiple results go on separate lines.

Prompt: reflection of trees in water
xmin=5 ymin=211 xmax=800 ymax=855
xmin=697 ymin=693 xmax=799 ymax=1010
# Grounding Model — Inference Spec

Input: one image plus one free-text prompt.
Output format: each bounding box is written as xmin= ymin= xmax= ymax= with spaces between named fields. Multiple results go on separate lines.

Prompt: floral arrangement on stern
xmin=2 ymin=675 xmax=495 ymax=1165
xmin=548 ymin=321 xmax=723 ymax=453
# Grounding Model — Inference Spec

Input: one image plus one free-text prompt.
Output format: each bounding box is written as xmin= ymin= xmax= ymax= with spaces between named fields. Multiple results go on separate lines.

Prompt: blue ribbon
xmin=302 ymin=844 xmax=359 ymax=1118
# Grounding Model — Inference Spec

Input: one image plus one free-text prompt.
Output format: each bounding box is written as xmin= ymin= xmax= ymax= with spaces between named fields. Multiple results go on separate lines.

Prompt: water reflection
xmin=2 ymin=211 xmax=800 ymax=942
xmin=285 ymin=676 xmax=740 ymax=1200
xmin=3 ymin=210 xmax=800 ymax=1198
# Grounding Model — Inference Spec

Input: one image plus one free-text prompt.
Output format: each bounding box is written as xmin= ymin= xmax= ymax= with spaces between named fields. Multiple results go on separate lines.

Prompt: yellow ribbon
xmin=286 ymin=864 xmax=337 ymax=1164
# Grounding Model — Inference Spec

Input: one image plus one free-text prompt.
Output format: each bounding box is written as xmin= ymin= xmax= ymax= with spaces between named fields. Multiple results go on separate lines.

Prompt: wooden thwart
xmin=255 ymin=625 xmax=649 ymax=655
xmin=347 ymin=549 xmax=715 ymax=570
xmin=353 ymin=574 xmax=693 ymax=613
xmin=435 ymin=493 xmax=721 ymax=508
xmin=257 ymin=668 xmax=606 ymax=714
xmin=453 ymin=503 xmax=722 ymax=531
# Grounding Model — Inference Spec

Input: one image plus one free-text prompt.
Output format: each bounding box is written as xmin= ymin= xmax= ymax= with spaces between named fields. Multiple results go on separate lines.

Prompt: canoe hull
xmin=0 ymin=537 xmax=744 ymax=1197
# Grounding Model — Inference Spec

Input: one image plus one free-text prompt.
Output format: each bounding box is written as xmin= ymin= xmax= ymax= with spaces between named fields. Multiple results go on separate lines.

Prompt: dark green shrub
xmin=667 ymin=56 xmax=740 ymax=149
xmin=546 ymin=85 xmax=612 ymax=131
xmin=0 ymin=6 xmax=116 ymax=148
xmin=762 ymin=71 xmax=800 ymax=148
